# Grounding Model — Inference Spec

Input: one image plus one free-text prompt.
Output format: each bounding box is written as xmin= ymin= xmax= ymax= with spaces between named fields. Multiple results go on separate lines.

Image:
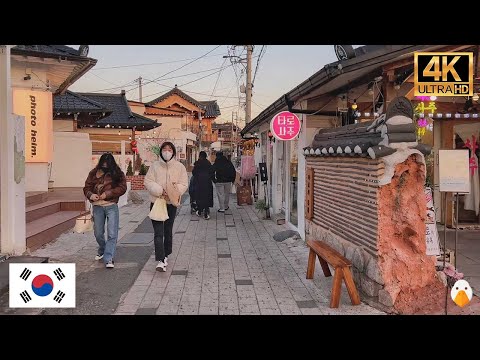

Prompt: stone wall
xmin=305 ymin=153 xmax=444 ymax=314
xmin=126 ymin=175 xmax=145 ymax=190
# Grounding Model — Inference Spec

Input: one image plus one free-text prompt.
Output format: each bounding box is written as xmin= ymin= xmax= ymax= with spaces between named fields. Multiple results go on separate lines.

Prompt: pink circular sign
xmin=270 ymin=111 xmax=301 ymax=140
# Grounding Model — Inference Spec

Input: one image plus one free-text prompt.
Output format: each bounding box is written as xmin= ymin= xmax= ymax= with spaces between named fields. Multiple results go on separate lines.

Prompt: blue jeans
xmin=93 ymin=204 xmax=119 ymax=263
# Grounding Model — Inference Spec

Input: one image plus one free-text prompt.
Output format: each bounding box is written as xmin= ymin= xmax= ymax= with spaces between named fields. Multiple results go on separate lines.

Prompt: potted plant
xmin=255 ymin=199 xmax=270 ymax=219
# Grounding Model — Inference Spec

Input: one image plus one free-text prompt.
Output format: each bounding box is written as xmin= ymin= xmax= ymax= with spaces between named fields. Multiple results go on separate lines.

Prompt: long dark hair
xmin=96 ymin=153 xmax=123 ymax=185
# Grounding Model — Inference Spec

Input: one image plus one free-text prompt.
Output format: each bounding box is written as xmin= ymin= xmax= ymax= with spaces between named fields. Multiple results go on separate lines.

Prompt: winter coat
xmin=144 ymin=157 xmax=188 ymax=206
xmin=192 ymin=158 xmax=214 ymax=209
xmin=83 ymin=168 xmax=127 ymax=204
xmin=213 ymin=156 xmax=236 ymax=183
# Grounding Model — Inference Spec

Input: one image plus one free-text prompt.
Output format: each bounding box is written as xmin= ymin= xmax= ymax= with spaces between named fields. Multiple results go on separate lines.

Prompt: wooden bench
xmin=306 ymin=240 xmax=361 ymax=308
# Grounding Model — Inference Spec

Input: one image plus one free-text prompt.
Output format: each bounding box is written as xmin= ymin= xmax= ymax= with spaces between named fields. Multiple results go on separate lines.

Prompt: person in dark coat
xmin=213 ymin=151 xmax=237 ymax=212
xmin=192 ymin=151 xmax=214 ymax=220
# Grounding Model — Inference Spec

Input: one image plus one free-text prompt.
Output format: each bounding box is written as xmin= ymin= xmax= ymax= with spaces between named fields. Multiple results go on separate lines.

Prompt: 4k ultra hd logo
xmin=414 ymin=52 xmax=473 ymax=97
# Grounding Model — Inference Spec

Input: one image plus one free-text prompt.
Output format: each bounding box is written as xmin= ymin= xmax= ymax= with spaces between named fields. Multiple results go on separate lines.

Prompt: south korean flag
xmin=9 ymin=263 xmax=76 ymax=308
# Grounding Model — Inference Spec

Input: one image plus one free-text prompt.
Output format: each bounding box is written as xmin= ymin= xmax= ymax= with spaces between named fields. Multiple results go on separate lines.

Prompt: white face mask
xmin=162 ymin=151 xmax=173 ymax=161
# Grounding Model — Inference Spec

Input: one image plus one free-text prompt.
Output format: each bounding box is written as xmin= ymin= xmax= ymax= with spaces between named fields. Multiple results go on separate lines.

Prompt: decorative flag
xmin=9 ymin=263 xmax=75 ymax=308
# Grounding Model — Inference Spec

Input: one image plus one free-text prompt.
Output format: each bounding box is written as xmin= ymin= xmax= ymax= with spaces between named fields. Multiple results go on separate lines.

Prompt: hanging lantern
xmin=130 ymin=140 xmax=138 ymax=154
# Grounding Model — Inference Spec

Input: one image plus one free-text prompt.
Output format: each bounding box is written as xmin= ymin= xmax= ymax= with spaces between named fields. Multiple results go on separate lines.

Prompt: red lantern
xmin=130 ymin=140 xmax=138 ymax=154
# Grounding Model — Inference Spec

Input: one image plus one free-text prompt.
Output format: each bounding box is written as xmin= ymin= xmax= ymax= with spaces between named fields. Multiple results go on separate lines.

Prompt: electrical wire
xmin=127 ymin=45 xmax=222 ymax=94
xmin=91 ymin=51 xmax=226 ymax=71
xmin=252 ymin=45 xmax=266 ymax=86
xmin=210 ymin=57 xmax=228 ymax=99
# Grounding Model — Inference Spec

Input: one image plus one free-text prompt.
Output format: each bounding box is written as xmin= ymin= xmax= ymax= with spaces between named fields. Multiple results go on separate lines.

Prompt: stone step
xmin=26 ymin=200 xmax=86 ymax=223
xmin=26 ymin=210 xmax=89 ymax=251
xmin=0 ymin=256 xmax=49 ymax=297
xmin=25 ymin=192 xmax=48 ymax=206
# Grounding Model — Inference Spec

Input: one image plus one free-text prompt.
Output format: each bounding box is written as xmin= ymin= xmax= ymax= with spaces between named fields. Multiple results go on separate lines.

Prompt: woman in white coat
xmin=144 ymin=142 xmax=188 ymax=271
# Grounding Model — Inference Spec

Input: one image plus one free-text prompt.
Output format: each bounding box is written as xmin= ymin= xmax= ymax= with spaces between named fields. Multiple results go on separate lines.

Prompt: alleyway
xmin=1 ymin=191 xmax=383 ymax=315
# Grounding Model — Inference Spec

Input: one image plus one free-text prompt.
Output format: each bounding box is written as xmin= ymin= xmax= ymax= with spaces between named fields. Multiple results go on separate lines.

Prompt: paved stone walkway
xmin=2 ymin=191 xmax=384 ymax=315
xmin=115 ymin=193 xmax=384 ymax=315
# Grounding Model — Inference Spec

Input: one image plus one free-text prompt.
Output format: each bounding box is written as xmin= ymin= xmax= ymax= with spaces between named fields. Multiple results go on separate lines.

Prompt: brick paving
xmin=114 ymin=192 xmax=384 ymax=315
xmin=3 ymin=190 xmax=384 ymax=315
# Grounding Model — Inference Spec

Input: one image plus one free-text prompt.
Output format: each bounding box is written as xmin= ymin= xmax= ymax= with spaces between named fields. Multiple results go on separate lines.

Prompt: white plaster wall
xmin=296 ymin=104 xmax=308 ymax=240
xmin=25 ymin=163 xmax=48 ymax=192
xmin=52 ymin=132 xmax=92 ymax=188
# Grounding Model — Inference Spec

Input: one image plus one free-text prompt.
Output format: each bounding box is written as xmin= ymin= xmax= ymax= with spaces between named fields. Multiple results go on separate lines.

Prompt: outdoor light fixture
xmin=430 ymin=96 xmax=437 ymax=101
xmin=473 ymin=93 xmax=479 ymax=102
xmin=268 ymin=130 xmax=275 ymax=143
xmin=351 ymin=99 xmax=357 ymax=110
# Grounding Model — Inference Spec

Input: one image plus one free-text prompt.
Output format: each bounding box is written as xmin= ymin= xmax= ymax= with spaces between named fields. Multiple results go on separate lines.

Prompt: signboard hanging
xmin=270 ymin=111 xmax=301 ymax=141
xmin=13 ymin=89 xmax=53 ymax=163
xmin=438 ymin=150 xmax=470 ymax=193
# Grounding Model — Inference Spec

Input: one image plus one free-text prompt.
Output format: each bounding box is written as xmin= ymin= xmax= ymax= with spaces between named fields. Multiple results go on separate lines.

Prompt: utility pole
xmin=138 ymin=76 xmax=143 ymax=102
xmin=245 ymin=45 xmax=253 ymax=124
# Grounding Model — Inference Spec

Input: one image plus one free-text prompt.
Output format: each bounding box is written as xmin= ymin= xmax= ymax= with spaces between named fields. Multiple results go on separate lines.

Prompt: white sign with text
xmin=438 ymin=150 xmax=470 ymax=193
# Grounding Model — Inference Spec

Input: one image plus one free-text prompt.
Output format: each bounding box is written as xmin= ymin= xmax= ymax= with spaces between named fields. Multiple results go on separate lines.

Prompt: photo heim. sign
xmin=414 ymin=52 xmax=473 ymax=97
xmin=270 ymin=111 xmax=301 ymax=141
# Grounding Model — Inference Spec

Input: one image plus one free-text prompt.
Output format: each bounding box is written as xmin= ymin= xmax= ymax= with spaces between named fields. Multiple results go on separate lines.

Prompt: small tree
xmin=126 ymin=160 xmax=133 ymax=176
xmin=139 ymin=163 xmax=149 ymax=176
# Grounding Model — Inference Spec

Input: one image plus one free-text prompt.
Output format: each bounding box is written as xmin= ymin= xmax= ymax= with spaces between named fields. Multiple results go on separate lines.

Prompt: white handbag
xmin=74 ymin=205 xmax=94 ymax=233
xmin=149 ymin=197 xmax=169 ymax=221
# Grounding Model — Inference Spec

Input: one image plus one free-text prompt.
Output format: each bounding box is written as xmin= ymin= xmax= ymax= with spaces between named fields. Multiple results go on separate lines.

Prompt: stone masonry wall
xmin=305 ymin=153 xmax=444 ymax=314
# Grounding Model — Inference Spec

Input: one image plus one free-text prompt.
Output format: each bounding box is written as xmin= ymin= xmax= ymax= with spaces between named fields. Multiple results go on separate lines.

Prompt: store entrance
xmin=454 ymin=124 xmax=480 ymax=225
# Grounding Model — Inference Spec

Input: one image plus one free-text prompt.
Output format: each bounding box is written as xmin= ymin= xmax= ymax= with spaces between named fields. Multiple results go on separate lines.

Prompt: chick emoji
xmin=451 ymin=280 xmax=473 ymax=308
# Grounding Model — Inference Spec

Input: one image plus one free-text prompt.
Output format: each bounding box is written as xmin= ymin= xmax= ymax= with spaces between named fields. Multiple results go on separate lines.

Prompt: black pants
xmin=197 ymin=206 xmax=209 ymax=216
xmin=150 ymin=203 xmax=177 ymax=261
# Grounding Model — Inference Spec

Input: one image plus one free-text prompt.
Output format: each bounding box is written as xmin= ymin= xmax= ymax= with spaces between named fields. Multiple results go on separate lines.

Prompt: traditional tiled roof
xmin=146 ymin=86 xmax=204 ymax=110
xmin=303 ymin=97 xmax=431 ymax=159
xmin=13 ymin=45 xmax=83 ymax=57
xmin=199 ymin=100 xmax=221 ymax=118
xmin=54 ymin=91 xmax=108 ymax=113
xmin=78 ymin=92 xmax=160 ymax=130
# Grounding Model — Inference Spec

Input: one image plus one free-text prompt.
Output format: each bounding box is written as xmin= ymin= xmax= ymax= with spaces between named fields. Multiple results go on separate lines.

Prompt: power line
xmin=252 ymin=45 xmax=267 ymax=86
xmin=91 ymin=52 xmax=226 ymax=71
xmin=88 ymin=71 xmax=120 ymax=87
xmin=140 ymin=63 xmax=236 ymax=101
xmin=210 ymin=57 xmax=228 ymax=99
xmin=127 ymin=45 xmax=223 ymax=94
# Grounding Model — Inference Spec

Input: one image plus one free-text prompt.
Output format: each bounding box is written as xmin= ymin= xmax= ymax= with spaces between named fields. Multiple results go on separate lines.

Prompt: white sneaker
xmin=95 ymin=254 xmax=104 ymax=261
xmin=164 ymin=257 xmax=168 ymax=266
xmin=105 ymin=261 xmax=114 ymax=269
xmin=156 ymin=261 xmax=166 ymax=272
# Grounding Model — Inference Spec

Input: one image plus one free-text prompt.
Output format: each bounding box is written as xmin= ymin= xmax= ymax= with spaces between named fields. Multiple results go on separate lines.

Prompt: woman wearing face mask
xmin=83 ymin=153 xmax=127 ymax=269
xmin=144 ymin=142 xmax=188 ymax=271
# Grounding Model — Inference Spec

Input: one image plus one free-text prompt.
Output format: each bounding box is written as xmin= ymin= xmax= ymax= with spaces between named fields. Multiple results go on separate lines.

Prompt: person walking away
xmin=192 ymin=151 xmax=214 ymax=219
xmin=83 ymin=153 xmax=127 ymax=269
xmin=144 ymin=142 xmax=188 ymax=271
xmin=213 ymin=151 xmax=237 ymax=212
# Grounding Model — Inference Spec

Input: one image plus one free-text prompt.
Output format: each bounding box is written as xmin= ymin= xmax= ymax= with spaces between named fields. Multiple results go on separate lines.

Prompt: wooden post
xmin=330 ymin=268 xmax=344 ymax=308
xmin=306 ymin=248 xmax=316 ymax=279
